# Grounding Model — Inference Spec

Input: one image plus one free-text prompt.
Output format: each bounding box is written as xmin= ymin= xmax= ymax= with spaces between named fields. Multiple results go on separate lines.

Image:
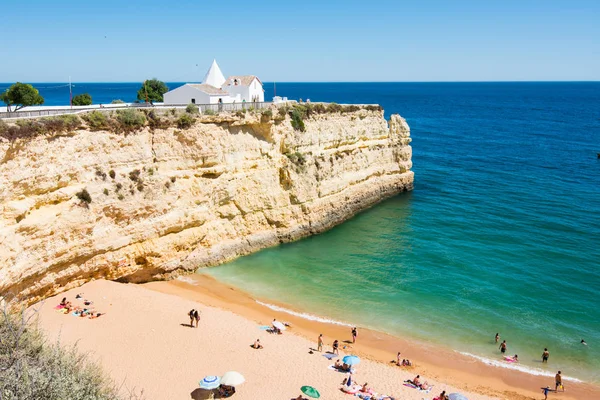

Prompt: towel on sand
xmin=402 ymin=383 xmax=433 ymax=393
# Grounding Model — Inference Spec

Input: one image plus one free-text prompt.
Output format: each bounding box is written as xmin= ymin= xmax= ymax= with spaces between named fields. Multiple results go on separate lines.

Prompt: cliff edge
xmin=0 ymin=105 xmax=413 ymax=301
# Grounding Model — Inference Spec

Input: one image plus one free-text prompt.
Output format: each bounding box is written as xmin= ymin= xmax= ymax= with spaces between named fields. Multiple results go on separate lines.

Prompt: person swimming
xmin=581 ymin=339 xmax=587 ymax=345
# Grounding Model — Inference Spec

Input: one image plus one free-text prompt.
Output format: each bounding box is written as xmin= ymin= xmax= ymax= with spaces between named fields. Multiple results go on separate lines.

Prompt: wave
xmin=176 ymin=276 xmax=198 ymax=285
xmin=458 ymin=352 xmax=583 ymax=383
xmin=255 ymin=300 xmax=354 ymax=327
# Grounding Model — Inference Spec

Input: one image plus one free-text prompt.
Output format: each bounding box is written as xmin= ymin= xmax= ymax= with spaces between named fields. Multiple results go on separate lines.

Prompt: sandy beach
xmin=32 ymin=277 xmax=599 ymax=400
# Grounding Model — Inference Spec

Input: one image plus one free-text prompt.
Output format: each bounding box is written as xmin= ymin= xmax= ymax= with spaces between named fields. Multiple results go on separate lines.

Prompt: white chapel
xmin=163 ymin=60 xmax=264 ymax=105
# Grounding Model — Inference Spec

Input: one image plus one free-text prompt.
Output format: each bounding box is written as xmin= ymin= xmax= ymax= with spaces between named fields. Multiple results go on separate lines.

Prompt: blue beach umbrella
xmin=342 ymin=355 xmax=361 ymax=366
xmin=448 ymin=393 xmax=468 ymax=400
xmin=199 ymin=375 xmax=220 ymax=390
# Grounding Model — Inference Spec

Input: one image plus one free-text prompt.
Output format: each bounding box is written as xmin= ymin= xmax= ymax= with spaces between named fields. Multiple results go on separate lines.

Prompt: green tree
xmin=0 ymin=82 xmax=44 ymax=111
xmin=137 ymin=79 xmax=168 ymax=103
xmin=72 ymin=93 xmax=92 ymax=106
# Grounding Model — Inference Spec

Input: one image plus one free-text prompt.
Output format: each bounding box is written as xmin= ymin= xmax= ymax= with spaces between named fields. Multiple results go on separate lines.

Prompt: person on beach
xmin=188 ymin=309 xmax=196 ymax=327
xmin=495 ymin=333 xmax=500 ymax=343
xmin=335 ymin=359 xmax=342 ymax=369
xmin=542 ymin=386 xmax=552 ymax=400
xmin=542 ymin=348 xmax=549 ymax=363
xmin=438 ymin=390 xmax=449 ymax=400
xmin=555 ymin=371 xmax=563 ymax=391
xmin=352 ymin=327 xmax=357 ymax=343
xmin=193 ymin=310 xmax=200 ymax=328
xmin=333 ymin=339 xmax=340 ymax=355
xmin=318 ymin=334 xmax=324 ymax=352
xmin=360 ymin=382 xmax=371 ymax=393
xmin=396 ymin=352 xmax=401 ymax=365
xmin=499 ymin=340 xmax=507 ymax=354
xmin=251 ymin=339 xmax=263 ymax=349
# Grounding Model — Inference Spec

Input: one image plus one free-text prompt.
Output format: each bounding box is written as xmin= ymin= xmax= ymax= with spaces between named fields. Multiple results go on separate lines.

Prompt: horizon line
xmin=1 ymin=80 xmax=599 ymax=85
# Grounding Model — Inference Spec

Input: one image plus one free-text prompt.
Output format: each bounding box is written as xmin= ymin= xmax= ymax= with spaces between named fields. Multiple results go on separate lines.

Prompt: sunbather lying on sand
xmin=251 ymin=339 xmax=263 ymax=349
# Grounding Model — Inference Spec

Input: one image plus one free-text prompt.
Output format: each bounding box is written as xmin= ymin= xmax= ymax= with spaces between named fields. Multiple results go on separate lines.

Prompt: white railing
xmin=0 ymin=102 xmax=273 ymax=119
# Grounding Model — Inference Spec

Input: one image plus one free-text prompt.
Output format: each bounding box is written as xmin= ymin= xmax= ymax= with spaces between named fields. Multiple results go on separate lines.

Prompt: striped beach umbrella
xmin=301 ymin=386 xmax=320 ymax=398
xmin=199 ymin=375 xmax=220 ymax=390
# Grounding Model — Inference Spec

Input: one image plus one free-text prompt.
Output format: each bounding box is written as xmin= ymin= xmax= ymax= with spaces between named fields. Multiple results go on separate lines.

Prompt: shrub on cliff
xmin=83 ymin=111 xmax=109 ymax=130
xmin=111 ymin=99 xmax=125 ymax=104
xmin=185 ymin=103 xmax=199 ymax=114
xmin=327 ymin=102 xmax=343 ymax=113
xmin=177 ymin=113 xmax=195 ymax=129
xmin=116 ymin=109 xmax=146 ymax=131
xmin=76 ymin=188 xmax=92 ymax=203
xmin=364 ymin=105 xmax=383 ymax=112
xmin=203 ymin=108 xmax=217 ymax=116
xmin=290 ymin=108 xmax=306 ymax=132
xmin=0 ymin=307 xmax=143 ymax=399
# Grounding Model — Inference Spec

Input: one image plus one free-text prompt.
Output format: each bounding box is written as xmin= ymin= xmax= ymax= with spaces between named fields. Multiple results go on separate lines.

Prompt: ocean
xmin=3 ymin=81 xmax=599 ymax=383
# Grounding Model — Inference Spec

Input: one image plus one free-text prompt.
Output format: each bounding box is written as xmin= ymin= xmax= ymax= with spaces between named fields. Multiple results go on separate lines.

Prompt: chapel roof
xmin=187 ymin=84 xmax=229 ymax=95
xmin=222 ymin=75 xmax=262 ymax=87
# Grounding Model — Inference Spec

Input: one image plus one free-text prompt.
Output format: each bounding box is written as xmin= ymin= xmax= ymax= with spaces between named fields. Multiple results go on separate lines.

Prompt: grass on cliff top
xmin=0 ymin=305 xmax=144 ymax=399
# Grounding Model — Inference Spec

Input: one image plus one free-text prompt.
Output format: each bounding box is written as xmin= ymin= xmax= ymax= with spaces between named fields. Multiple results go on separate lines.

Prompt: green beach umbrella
xmin=301 ymin=386 xmax=320 ymax=398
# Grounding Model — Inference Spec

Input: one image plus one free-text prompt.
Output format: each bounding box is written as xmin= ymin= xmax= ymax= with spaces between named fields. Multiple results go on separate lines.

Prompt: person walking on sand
xmin=495 ymin=333 xmax=500 ymax=343
xmin=542 ymin=348 xmax=549 ymax=363
xmin=499 ymin=340 xmax=507 ymax=354
xmin=397 ymin=352 xmax=402 ymax=365
xmin=352 ymin=327 xmax=357 ymax=343
xmin=188 ymin=309 xmax=196 ymax=327
xmin=542 ymin=386 xmax=551 ymax=400
xmin=318 ymin=334 xmax=324 ymax=352
xmin=333 ymin=339 xmax=339 ymax=355
xmin=193 ymin=309 xmax=200 ymax=328
xmin=555 ymin=371 xmax=563 ymax=392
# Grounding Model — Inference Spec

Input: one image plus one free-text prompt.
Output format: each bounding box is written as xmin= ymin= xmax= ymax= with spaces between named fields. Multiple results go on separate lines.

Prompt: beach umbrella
xmin=272 ymin=321 xmax=286 ymax=331
xmin=199 ymin=375 xmax=220 ymax=390
xmin=342 ymin=355 xmax=360 ymax=365
xmin=448 ymin=393 xmax=468 ymax=400
xmin=301 ymin=386 xmax=320 ymax=398
xmin=221 ymin=371 xmax=245 ymax=386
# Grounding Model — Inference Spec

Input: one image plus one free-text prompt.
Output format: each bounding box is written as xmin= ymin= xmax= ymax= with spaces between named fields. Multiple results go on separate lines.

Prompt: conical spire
xmin=202 ymin=59 xmax=226 ymax=88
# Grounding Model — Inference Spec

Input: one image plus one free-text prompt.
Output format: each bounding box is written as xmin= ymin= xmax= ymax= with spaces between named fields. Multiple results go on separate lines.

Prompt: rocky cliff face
xmin=0 ymin=108 xmax=413 ymax=301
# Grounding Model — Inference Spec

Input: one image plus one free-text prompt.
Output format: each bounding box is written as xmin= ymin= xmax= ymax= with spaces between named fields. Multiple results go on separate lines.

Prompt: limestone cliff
xmin=0 ymin=108 xmax=413 ymax=301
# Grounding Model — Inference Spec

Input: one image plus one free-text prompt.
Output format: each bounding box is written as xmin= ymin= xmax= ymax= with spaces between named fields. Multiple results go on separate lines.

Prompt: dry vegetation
xmin=0 ymin=102 xmax=383 ymax=141
xmin=0 ymin=304 xmax=144 ymax=399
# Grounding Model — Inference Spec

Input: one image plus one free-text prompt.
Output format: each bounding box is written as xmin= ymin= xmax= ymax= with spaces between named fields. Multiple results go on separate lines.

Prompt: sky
xmin=1 ymin=0 xmax=598 ymax=82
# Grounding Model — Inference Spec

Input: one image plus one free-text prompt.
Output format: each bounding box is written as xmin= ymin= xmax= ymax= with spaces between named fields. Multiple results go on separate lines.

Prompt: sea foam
xmin=457 ymin=351 xmax=583 ymax=383
xmin=255 ymin=300 xmax=354 ymax=327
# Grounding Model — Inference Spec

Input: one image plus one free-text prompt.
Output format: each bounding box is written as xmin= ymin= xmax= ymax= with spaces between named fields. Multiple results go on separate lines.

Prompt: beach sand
xmin=32 ymin=277 xmax=598 ymax=400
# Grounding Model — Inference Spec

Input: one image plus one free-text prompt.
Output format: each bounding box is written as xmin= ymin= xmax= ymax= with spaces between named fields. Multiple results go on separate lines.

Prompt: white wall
xmin=248 ymin=78 xmax=264 ymax=102
xmin=163 ymin=85 xmax=211 ymax=105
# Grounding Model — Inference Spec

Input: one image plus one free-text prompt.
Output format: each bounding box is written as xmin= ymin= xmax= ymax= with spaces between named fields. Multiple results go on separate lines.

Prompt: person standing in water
xmin=351 ymin=327 xmax=357 ymax=343
xmin=495 ymin=333 xmax=500 ymax=343
xmin=317 ymin=334 xmax=324 ymax=352
xmin=499 ymin=340 xmax=507 ymax=354
xmin=542 ymin=348 xmax=549 ymax=363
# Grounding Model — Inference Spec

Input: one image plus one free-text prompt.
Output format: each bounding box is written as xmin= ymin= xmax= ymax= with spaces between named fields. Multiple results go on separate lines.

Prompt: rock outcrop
xmin=0 ymin=108 xmax=413 ymax=301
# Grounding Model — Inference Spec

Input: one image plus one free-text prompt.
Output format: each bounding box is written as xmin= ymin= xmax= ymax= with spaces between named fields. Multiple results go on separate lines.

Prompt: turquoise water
xmin=200 ymin=83 xmax=600 ymax=383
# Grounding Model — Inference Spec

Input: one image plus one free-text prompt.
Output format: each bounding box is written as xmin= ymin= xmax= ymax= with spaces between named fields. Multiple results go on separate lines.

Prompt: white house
xmin=163 ymin=60 xmax=264 ymax=105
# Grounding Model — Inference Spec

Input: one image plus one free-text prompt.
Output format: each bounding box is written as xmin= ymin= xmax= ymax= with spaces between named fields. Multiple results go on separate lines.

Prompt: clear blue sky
xmin=1 ymin=0 xmax=598 ymax=82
